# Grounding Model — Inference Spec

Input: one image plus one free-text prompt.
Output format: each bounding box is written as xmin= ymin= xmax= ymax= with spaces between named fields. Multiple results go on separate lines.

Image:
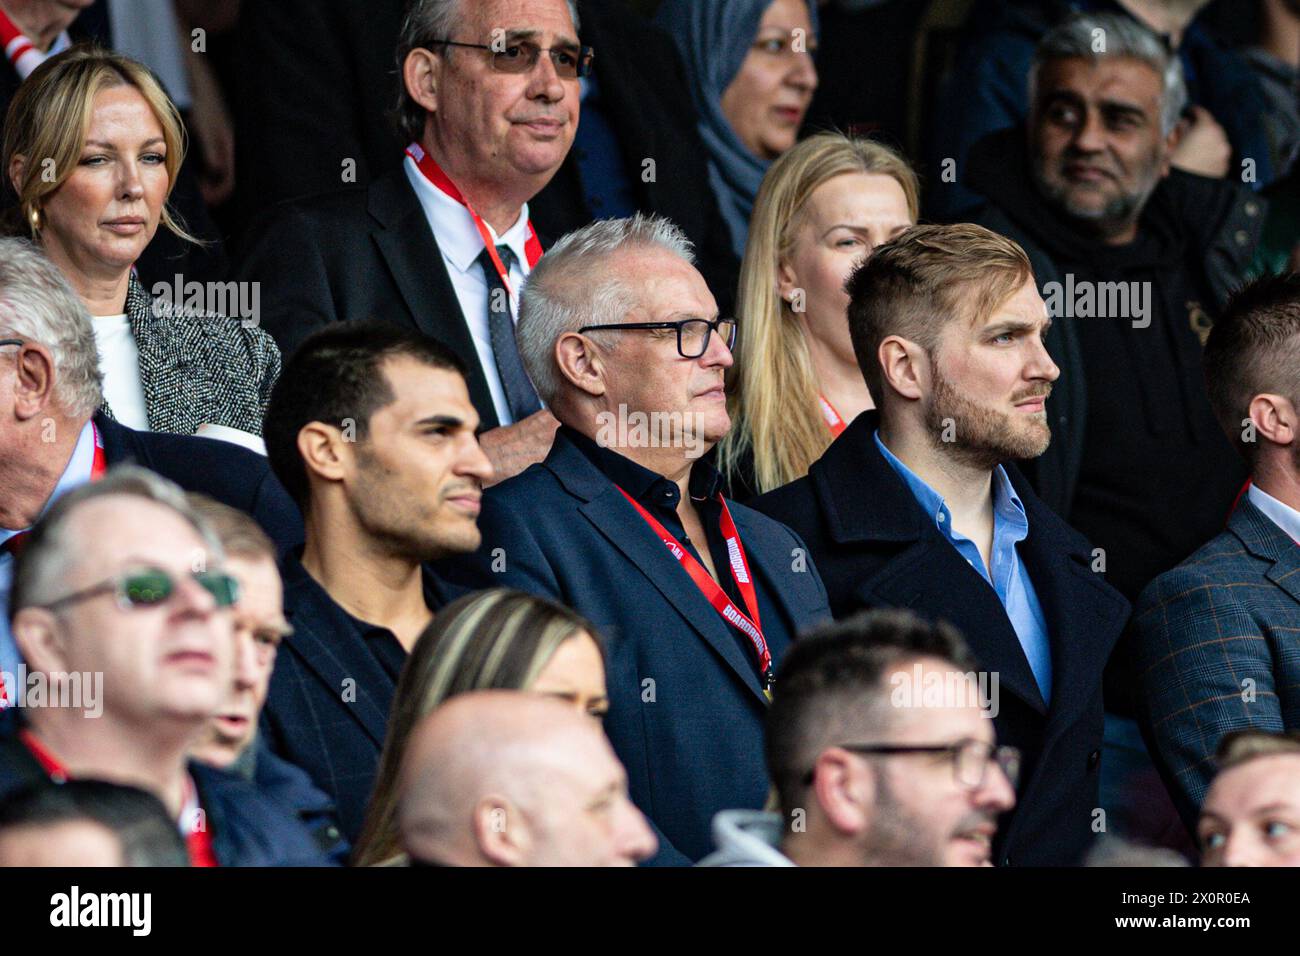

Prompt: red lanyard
xmin=405 ymin=141 xmax=544 ymax=298
xmin=616 ymin=486 xmax=773 ymax=694
xmin=818 ymin=394 xmax=847 ymax=437
xmin=0 ymin=9 xmax=66 ymax=80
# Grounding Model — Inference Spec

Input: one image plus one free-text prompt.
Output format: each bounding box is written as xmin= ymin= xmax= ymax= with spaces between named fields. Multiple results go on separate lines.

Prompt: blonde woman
xmin=352 ymin=588 xmax=607 ymax=867
xmin=3 ymin=45 xmax=278 ymax=443
xmin=719 ymin=131 xmax=919 ymax=497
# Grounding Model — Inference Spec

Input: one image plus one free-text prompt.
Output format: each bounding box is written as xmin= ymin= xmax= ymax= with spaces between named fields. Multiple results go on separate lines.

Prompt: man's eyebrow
xmin=505 ymin=28 xmax=580 ymax=47
xmin=416 ymin=414 xmax=468 ymax=428
xmin=1098 ymin=100 xmax=1149 ymax=120
xmin=984 ymin=319 xmax=1042 ymax=335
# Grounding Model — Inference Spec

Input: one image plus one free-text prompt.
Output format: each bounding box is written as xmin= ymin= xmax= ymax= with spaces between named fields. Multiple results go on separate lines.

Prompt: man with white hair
xmin=437 ymin=214 xmax=831 ymax=865
xmin=0 ymin=237 xmax=300 ymax=713
xmin=0 ymin=467 xmax=326 ymax=865
xmin=398 ymin=691 xmax=657 ymax=867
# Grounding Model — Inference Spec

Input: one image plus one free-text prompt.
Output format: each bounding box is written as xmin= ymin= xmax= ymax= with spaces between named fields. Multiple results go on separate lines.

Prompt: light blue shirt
xmin=1247 ymin=483 xmax=1300 ymax=545
xmin=874 ymin=431 xmax=1053 ymax=703
xmin=0 ymin=420 xmax=97 ymax=693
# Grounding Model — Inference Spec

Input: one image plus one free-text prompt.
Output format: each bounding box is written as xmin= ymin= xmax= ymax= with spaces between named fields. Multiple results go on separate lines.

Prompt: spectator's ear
xmin=1247 ymin=393 xmax=1297 ymax=452
xmin=11 ymin=607 xmax=71 ymax=680
xmin=555 ymin=331 xmax=607 ymax=400
xmin=7 ymin=153 xmax=25 ymax=195
xmin=473 ymin=795 xmax=529 ymax=866
xmin=776 ymin=255 xmax=799 ymax=305
xmin=877 ymin=335 xmax=928 ymax=404
xmin=403 ymin=47 xmax=442 ymax=118
xmin=814 ymin=748 xmax=876 ymax=837
xmin=295 ymin=421 xmax=351 ymax=492
xmin=10 ymin=342 xmax=57 ymax=422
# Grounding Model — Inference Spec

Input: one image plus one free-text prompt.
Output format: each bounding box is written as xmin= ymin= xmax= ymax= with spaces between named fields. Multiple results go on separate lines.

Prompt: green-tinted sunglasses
xmin=42 ymin=566 xmax=240 ymax=612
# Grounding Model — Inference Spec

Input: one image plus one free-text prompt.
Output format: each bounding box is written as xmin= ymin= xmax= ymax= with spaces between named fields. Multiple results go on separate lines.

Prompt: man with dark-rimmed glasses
xmin=437 ymin=214 xmax=832 ymax=865
xmin=701 ymin=609 xmax=1017 ymax=867
xmin=1 ymin=466 xmax=328 ymax=866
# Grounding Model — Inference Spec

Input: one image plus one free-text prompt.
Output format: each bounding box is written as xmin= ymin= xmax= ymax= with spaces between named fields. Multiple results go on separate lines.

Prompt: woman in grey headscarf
xmin=656 ymin=0 xmax=819 ymax=259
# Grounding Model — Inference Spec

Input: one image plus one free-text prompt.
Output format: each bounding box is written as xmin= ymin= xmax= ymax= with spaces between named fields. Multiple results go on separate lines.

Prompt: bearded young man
xmin=751 ymin=223 xmax=1130 ymax=867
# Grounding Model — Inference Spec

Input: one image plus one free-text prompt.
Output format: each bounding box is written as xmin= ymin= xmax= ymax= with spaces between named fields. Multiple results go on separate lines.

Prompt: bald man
xmin=397 ymin=691 xmax=657 ymax=866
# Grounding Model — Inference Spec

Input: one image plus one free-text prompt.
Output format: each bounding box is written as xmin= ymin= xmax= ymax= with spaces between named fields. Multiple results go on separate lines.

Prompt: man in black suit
xmin=436 ymin=215 xmax=831 ymax=865
xmin=236 ymin=0 xmax=588 ymax=486
xmin=260 ymin=322 xmax=492 ymax=842
xmin=751 ymin=223 xmax=1130 ymax=866
xmin=235 ymin=0 xmax=738 ymax=311
xmin=0 ymin=238 xmax=300 ymax=722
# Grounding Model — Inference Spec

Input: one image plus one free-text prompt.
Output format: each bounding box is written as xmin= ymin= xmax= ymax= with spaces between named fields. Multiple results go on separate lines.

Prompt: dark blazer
xmin=233 ymin=169 xmax=504 ymax=430
xmin=434 ymin=430 xmax=832 ymax=865
xmin=260 ymin=557 xmax=458 ymax=843
xmin=0 ymin=733 xmax=329 ymax=866
xmin=95 ymin=412 xmax=302 ymax=554
xmin=1134 ymin=498 xmax=1300 ymax=830
xmin=749 ymin=413 xmax=1130 ymax=866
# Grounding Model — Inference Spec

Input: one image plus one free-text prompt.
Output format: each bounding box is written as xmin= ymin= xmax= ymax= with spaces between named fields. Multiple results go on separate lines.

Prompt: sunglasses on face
xmin=41 ymin=566 xmax=240 ymax=613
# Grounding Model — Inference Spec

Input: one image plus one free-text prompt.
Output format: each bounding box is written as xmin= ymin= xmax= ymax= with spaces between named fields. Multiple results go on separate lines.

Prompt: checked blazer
xmin=101 ymin=274 xmax=280 ymax=437
xmin=1135 ymin=499 xmax=1300 ymax=829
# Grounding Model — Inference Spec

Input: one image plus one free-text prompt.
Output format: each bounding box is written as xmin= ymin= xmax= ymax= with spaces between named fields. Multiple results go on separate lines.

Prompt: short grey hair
xmin=1030 ymin=12 xmax=1187 ymax=136
xmin=10 ymin=465 xmax=225 ymax=617
xmin=394 ymin=0 xmax=582 ymax=144
xmin=0 ymin=238 xmax=103 ymax=419
xmin=517 ymin=214 xmax=696 ymax=406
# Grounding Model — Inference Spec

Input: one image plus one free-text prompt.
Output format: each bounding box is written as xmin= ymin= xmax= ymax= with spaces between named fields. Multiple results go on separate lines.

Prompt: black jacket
xmin=233 ymin=169 xmax=507 ymax=431
xmin=966 ymin=127 xmax=1265 ymax=518
xmin=750 ymin=413 xmax=1130 ymax=866
xmin=96 ymin=412 xmax=303 ymax=554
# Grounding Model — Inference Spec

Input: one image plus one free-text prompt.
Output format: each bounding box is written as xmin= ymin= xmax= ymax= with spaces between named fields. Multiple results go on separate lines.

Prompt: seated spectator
xmin=1199 ymin=730 xmax=1300 ymax=867
xmin=1136 ymin=273 xmax=1300 ymax=827
xmin=353 ymin=588 xmax=606 ymax=866
xmin=965 ymin=12 xmax=1255 ymax=606
xmin=751 ymin=223 xmax=1130 ymax=866
xmin=0 ymin=779 xmax=188 ymax=867
xmin=1245 ymin=0 xmax=1300 ymax=182
xmin=3 ymin=466 xmax=327 ymax=865
xmin=185 ymin=496 xmax=347 ymax=864
xmin=436 ymin=214 xmax=832 ymax=864
xmin=2 ymin=45 xmax=278 ymax=442
xmin=717 ymin=131 xmax=919 ymax=498
xmin=0 ymin=238 xmax=300 ymax=711
xmin=237 ymin=0 xmax=595 ymax=483
xmin=260 ymin=322 xmax=492 ymax=843
xmin=700 ymin=610 xmax=1017 ymax=867
xmin=929 ymin=0 xmax=1273 ymax=218
xmin=397 ymin=691 xmax=656 ymax=866
xmin=655 ymin=0 xmax=820 ymax=259
xmin=235 ymin=0 xmax=740 ymax=312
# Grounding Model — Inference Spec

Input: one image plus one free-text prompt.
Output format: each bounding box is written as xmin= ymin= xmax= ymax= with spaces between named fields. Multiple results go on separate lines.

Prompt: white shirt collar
xmin=1247 ymin=483 xmax=1300 ymax=545
xmin=403 ymin=154 xmax=533 ymax=277
xmin=0 ymin=419 xmax=96 ymax=541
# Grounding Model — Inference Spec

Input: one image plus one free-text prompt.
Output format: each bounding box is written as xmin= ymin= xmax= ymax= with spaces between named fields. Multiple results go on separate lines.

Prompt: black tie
xmin=477 ymin=245 xmax=542 ymax=422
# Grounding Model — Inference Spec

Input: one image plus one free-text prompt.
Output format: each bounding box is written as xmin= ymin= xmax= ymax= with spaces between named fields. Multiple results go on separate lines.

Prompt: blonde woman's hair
xmin=2 ymin=44 xmax=197 ymax=244
xmin=718 ymin=132 xmax=920 ymax=495
xmin=351 ymin=589 xmax=603 ymax=867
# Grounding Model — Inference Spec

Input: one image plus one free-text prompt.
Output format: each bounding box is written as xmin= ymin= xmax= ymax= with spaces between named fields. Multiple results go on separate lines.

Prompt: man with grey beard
xmin=964 ymin=11 xmax=1255 ymax=613
xmin=752 ymin=222 xmax=1130 ymax=866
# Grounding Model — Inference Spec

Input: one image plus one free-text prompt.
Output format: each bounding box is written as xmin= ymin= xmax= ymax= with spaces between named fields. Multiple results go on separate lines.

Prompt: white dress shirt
xmin=1247 ymin=483 xmax=1300 ymax=545
xmin=92 ymin=312 xmax=150 ymax=430
xmin=404 ymin=154 xmax=535 ymax=427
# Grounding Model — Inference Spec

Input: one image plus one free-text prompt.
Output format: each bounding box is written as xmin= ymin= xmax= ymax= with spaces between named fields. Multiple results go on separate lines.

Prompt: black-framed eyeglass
xmin=577 ymin=317 xmax=737 ymax=359
xmin=0 ymin=339 xmax=23 ymax=349
xmin=40 ymin=566 xmax=240 ymax=613
xmin=803 ymin=738 xmax=1021 ymax=790
xmin=430 ymin=38 xmax=594 ymax=78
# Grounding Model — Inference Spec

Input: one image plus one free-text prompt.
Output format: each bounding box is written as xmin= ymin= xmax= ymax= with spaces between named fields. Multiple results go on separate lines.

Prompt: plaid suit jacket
xmin=1135 ymin=499 xmax=1300 ymax=827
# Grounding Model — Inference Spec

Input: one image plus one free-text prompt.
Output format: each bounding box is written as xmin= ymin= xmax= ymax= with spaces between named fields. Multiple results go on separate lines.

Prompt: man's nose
xmin=526 ymin=49 xmax=566 ymax=102
xmin=1071 ymin=109 xmax=1107 ymax=154
xmin=618 ymin=799 xmax=659 ymax=863
xmin=232 ymin=630 xmax=259 ymax=691
xmin=700 ymin=324 xmax=734 ymax=369
xmin=977 ymin=761 xmax=1018 ymax=814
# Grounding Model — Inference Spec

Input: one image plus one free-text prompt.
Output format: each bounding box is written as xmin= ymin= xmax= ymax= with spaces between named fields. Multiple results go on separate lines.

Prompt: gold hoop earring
xmin=28 ymin=206 xmax=41 ymax=231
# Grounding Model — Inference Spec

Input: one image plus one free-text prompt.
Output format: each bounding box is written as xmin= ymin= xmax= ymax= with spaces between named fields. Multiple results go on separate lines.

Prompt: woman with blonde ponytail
xmin=719 ymin=131 xmax=919 ymax=498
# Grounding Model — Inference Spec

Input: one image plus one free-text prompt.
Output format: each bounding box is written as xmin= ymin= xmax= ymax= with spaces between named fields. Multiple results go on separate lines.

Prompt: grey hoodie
xmin=696 ymin=810 xmax=796 ymax=867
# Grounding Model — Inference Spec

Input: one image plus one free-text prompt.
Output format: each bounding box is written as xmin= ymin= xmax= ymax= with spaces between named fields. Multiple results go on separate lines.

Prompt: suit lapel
xmin=367 ymin=173 xmax=500 ymax=430
xmin=549 ymin=437 xmax=770 ymax=705
xmin=281 ymin=583 xmax=393 ymax=748
xmin=1233 ymin=501 xmax=1300 ymax=607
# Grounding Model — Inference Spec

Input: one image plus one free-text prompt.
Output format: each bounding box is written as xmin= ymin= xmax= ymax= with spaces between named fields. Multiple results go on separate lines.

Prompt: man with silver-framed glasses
xmin=702 ymin=610 xmax=1017 ymax=867
xmin=0 ymin=467 xmax=327 ymax=866
xmin=437 ymin=213 xmax=832 ymax=865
